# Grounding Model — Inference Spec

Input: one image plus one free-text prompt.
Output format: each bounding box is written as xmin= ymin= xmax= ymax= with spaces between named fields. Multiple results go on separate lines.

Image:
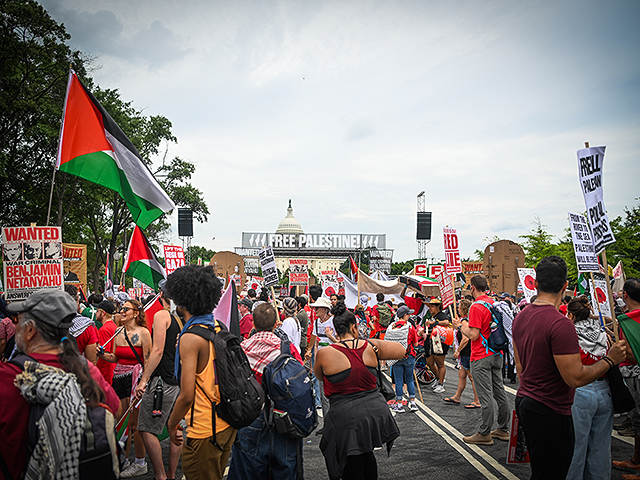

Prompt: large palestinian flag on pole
xmin=123 ymin=226 xmax=166 ymax=291
xmin=56 ymin=71 xmax=175 ymax=229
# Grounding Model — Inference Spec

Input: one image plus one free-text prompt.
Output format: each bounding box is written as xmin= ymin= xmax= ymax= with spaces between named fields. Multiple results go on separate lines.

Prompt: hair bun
xmin=331 ymin=302 xmax=346 ymax=317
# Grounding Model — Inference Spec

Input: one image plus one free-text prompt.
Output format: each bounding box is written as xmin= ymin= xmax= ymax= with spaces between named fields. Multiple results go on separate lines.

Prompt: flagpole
xmin=45 ymin=166 xmax=57 ymax=226
xmin=601 ymin=250 xmax=619 ymax=341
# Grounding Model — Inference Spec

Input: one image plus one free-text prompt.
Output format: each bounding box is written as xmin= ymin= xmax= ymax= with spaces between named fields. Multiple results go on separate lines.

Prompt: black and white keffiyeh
xmin=69 ymin=313 xmax=94 ymax=338
xmin=574 ymin=318 xmax=608 ymax=360
xmin=14 ymin=360 xmax=86 ymax=480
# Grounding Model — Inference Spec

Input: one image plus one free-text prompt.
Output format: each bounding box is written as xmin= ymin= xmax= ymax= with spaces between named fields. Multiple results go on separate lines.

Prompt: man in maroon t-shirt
xmin=454 ymin=274 xmax=510 ymax=446
xmin=513 ymin=256 xmax=627 ymax=480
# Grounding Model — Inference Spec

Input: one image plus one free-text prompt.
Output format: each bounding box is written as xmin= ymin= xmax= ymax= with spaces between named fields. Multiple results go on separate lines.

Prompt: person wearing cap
xmin=96 ymin=299 xmax=119 ymax=384
xmin=0 ymin=289 xmax=121 ymax=480
xmin=134 ymin=279 xmax=183 ymax=480
xmin=280 ymin=297 xmax=302 ymax=347
xmin=385 ymin=305 xmax=420 ymax=413
xmin=238 ymin=297 xmax=254 ymax=340
xmin=296 ymin=296 xmax=309 ymax=355
xmin=423 ymin=298 xmax=451 ymax=393
xmin=309 ymin=296 xmax=338 ymax=422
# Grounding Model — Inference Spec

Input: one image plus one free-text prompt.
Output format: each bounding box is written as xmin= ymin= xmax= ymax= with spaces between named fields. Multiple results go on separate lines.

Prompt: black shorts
xmin=423 ymin=339 xmax=449 ymax=357
xmin=113 ymin=371 xmax=133 ymax=399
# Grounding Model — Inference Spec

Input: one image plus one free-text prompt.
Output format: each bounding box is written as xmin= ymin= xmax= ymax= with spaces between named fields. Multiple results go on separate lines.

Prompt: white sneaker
xmin=391 ymin=402 xmax=405 ymax=413
xmin=409 ymin=402 xmax=419 ymax=412
xmin=120 ymin=462 xmax=148 ymax=478
xmin=434 ymin=384 xmax=445 ymax=393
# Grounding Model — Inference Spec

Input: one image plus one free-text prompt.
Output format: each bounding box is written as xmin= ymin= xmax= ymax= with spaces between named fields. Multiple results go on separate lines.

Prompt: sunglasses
xmin=120 ymin=307 xmax=133 ymax=313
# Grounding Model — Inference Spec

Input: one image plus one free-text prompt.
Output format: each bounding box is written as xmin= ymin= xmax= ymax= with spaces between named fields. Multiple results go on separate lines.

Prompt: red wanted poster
xmin=289 ymin=259 xmax=309 ymax=286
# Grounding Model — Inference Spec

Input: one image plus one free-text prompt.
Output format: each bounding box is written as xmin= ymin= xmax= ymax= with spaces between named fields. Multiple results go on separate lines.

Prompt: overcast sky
xmin=41 ymin=0 xmax=640 ymax=263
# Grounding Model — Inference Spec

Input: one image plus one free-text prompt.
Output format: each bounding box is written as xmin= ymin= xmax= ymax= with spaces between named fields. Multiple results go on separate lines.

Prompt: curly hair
xmin=331 ymin=302 xmax=356 ymax=336
xmin=125 ymin=299 xmax=146 ymax=327
xmin=164 ymin=265 xmax=222 ymax=315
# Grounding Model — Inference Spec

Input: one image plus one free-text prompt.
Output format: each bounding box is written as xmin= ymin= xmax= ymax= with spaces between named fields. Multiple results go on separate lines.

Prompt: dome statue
xmin=276 ymin=200 xmax=304 ymax=234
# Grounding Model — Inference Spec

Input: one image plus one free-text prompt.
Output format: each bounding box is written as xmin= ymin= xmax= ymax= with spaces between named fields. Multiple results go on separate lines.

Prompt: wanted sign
xmin=3 ymin=226 xmax=64 ymax=301
xmin=289 ymin=259 xmax=309 ymax=286
xmin=163 ymin=245 xmax=185 ymax=276
xmin=321 ymin=270 xmax=339 ymax=297
xmin=437 ymin=270 xmax=454 ymax=309
xmin=568 ymin=212 xmax=599 ymax=272
xmin=577 ymin=146 xmax=615 ymax=253
xmin=259 ymin=246 xmax=279 ymax=288
xmin=443 ymin=227 xmax=462 ymax=274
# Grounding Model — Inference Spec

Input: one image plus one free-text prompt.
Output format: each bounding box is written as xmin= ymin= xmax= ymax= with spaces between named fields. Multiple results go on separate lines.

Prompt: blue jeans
xmin=392 ymin=356 xmax=416 ymax=400
xmin=310 ymin=348 xmax=322 ymax=408
xmin=227 ymin=414 xmax=302 ymax=480
xmin=566 ymin=380 xmax=613 ymax=480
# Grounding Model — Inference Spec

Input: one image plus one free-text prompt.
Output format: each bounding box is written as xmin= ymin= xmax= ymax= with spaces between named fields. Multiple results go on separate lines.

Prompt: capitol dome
xmin=276 ymin=200 xmax=304 ymax=234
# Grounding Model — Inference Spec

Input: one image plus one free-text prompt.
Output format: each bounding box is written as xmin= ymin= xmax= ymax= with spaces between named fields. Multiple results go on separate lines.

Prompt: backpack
xmin=475 ymin=301 xmax=509 ymax=354
xmin=185 ymin=323 xmax=265 ymax=438
xmin=8 ymin=355 xmax=121 ymax=480
xmin=383 ymin=320 xmax=410 ymax=366
xmin=376 ymin=303 xmax=393 ymax=327
xmin=261 ymin=341 xmax=318 ymax=438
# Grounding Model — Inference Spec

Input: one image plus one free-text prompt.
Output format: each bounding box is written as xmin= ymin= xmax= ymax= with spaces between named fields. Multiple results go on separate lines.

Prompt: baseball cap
xmin=309 ymin=297 xmax=332 ymax=309
xmin=239 ymin=297 xmax=253 ymax=309
xmin=7 ymin=289 xmax=77 ymax=328
xmin=396 ymin=305 xmax=414 ymax=318
xmin=97 ymin=300 xmax=116 ymax=315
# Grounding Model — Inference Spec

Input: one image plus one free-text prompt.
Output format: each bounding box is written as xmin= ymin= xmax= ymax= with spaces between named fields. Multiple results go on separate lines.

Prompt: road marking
xmin=445 ymin=360 xmax=518 ymax=395
xmin=612 ymin=430 xmax=634 ymax=446
xmin=414 ymin=409 xmax=500 ymax=480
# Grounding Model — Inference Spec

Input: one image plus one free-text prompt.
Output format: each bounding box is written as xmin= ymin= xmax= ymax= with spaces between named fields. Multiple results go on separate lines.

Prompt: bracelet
xmin=601 ymin=356 xmax=615 ymax=369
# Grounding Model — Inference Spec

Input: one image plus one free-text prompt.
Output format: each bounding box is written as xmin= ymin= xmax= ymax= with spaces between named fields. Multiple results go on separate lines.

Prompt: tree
xmin=391 ymin=260 xmax=414 ymax=275
xmin=607 ymin=202 xmax=640 ymax=278
xmin=188 ymin=245 xmax=216 ymax=264
xmin=519 ymin=216 xmax=558 ymax=268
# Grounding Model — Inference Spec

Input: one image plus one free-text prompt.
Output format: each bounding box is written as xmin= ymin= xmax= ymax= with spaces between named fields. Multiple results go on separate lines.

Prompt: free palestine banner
xmin=57 ymin=71 xmax=175 ymax=229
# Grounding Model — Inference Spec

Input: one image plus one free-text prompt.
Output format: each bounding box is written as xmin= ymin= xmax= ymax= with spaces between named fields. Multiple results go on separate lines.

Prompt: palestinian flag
xmin=123 ymin=226 xmax=166 ymax=291
xmin=350 ymin=256 xmax=359 ymax=282
xmin=57 ymin=71 xmax=175 ymax=229
xmin=618 ymin=310 xmax=640 ymax=360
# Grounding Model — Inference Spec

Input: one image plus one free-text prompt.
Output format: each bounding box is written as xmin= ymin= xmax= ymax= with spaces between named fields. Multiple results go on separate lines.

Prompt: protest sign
xmin=443 ymin=227 xmax=462 ymax=274
xmin=437 ymin=270 xmax=454 ymax=309
xmin=461 ymin=261 xmax=483 ymax=286
xmin=517 ymin=268 xmax=537 ymax=301
xmin=258 ymin=246 xmax=279 ymax=288
xmin=589 ymin=273 xmax=612 ymax=318
xmin=229 ymin=274 xmax=242 ymax=288
xmin=62 ymin=243 xmax=87 ymax=292
xmin=321 ymin=270 xmax=340 ymax=297
xmin=484 ymin=240 xmax=526 ymax=294
xmin=133 ymin=278 xmax=155 ymax=296
xmin=577 ymin=146 xmax=615 ymax=253
xmin=2 ymin=226 xmax=64 ymax=301
xmin=163 ymin=245 xmax=185 ymax=276
xmin=280 ymin=285 xmax=289 ymax=297
xmin=289 ymin=259 xmax=309 ymax=286
xmin=568 ymin=212 xmax=599 ymax=272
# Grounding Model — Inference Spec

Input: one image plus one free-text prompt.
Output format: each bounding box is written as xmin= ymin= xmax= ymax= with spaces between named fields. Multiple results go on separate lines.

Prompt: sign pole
xmin=270 ymin=286 xmax=279 ymax=312
xmin=601 ymin=250 xmax=619 ymax=341
xmin=451 ymin=274 xmax=458 ymax=319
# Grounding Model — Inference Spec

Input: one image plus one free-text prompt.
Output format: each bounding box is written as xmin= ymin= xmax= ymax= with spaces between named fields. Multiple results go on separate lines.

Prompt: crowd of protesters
xmin=1 ymin=259 xmax=639 ymax=480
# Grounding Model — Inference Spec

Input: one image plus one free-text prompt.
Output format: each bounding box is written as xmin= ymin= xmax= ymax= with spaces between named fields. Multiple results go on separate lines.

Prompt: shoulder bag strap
xmin=123 ymin=328 xmax=144 ymax=366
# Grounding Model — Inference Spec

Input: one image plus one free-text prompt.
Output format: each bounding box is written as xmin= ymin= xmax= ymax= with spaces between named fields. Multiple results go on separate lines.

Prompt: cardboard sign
xmin=568 ymin=212 xmax=599 ymax=272
xmin=443 ymin=227 xmax=462 ymax=274
xmin=577 ymin=146 xmax=615 ymax=253
xmin=484 ymin=240 xmax=526 ymax=294
xmin=2 ymin=226 xmax=64 ymax=301
xmin=258 ymin=246 xmax=279 ymax=288
xmin=163 ymin=245 xmax=185 ymax=276
xmin=589 ymin=273 xmax=612 ymax=317
xmin=289 ymin=259 xmax=309 ymax=286
xmin=62 ymin=243 xmax=87 ymax=292
xmin=437 ymin=271 xmax=454 ymax=309
xmin=517 ymin=268 xmax=537 ymax=301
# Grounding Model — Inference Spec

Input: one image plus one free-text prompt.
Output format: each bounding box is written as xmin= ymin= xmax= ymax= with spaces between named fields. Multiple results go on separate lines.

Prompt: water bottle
xmin=152 ymin=377 xmax=163 ymax=417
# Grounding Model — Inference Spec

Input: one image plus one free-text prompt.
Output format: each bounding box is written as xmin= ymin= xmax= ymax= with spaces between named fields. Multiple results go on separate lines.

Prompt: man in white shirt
xmin=280 ymin=297 xmax=301 ymax=348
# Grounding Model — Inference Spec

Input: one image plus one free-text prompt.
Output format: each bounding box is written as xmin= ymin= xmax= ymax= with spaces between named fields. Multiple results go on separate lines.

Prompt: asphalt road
xmin=133 ymin=356 xmax=635 ymax=480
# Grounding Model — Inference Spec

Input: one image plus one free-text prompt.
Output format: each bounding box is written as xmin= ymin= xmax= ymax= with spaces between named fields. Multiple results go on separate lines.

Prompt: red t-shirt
xmin=0 ymin=353 xmax=119 ymax=480
xmin=513 ymin=304 xmax=580 ymax=415
xmin=75 ymin=324 xmax=98 ymax=355
xmin=97 ymin=321 xmax=117 ymax=384
xmin=468 ymin=295 xmax=496 ymax=362
xmin=239 ymin=313 xmax=254 ymax=340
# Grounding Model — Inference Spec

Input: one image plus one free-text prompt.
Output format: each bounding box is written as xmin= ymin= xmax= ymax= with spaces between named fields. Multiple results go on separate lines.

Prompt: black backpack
xmin=261 ymin=341 xmax=317 ymax=439
xmin=475 ymin=301 xmax=509 ymax=354
xmin=184 ymin=322 xmax=265 ymax=446
xmin=4 ymin=355 xmax=121 ymax=480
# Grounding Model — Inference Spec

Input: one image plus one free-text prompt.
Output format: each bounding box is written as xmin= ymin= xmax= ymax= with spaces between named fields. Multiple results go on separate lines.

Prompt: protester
xmin=166 ymin=265 xmax=234 ymax=480
xmin=134 ymin=280 xmax=182 ymax=480
xmin=315 ymin=302 xmax=404 ymax=480
xmin=97 ymin=299 xmax=151 ymax=477
xmin=330 ymin=293 xmax=339 ymax=307
xmin=371 ymin=293 xmax=393 ymax=339
xmin=453 ymin=275 xmax=510 ymax=446
xmin=305 ymin=285 xmax=324 ymax=413
xmin=238 ymin=297 xmax=253 ymax=339
xmin=0 ymin=289 xmax=120 ymax=480
xmin=424 ymin=298 xmax=451 ymax=393
xmin=566 ymin=296 xmax=614 ymax=480
xmin=65 ymin=284 xmax=99 ymax=364
xmin=613 ymin=278 xmax=640 ymax=479
xmin=280 ymin=296 xmax=302 ymax=347
xmin=496 ymin=293 xmax=517 ymax=384
xmin=296 ymin=295 xmax=310 ymax=354
xmin=444 ymin=299 xmax=481 ymax=408
xmin=227 ymin=302 xmax=305 ymax=480
xmin=513 ymin=256 xmax=627 ymax=479
xmin=95 ymin=299 xmax=119 ymax=384
xmin=309 ymin=296 xmax=338 ymax=422
xmin=386 ymin=305 xmax=420 ymax=413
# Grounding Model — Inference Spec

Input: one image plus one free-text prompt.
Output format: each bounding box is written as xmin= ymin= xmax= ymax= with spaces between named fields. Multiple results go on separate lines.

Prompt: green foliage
xmin=607 ymin=202 xmax=640 ymax=278
xmin=391 ymin=260 xmax=414 ymax=275
xmin=519 ymin=216 xmax=558 ymax=267
xmin=188 ymin=245 xmax=216 ymax=264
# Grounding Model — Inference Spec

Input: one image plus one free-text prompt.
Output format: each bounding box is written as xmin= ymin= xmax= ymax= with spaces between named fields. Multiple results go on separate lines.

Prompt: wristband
xmin=602 ymin=356 xmax=615 ymax=369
